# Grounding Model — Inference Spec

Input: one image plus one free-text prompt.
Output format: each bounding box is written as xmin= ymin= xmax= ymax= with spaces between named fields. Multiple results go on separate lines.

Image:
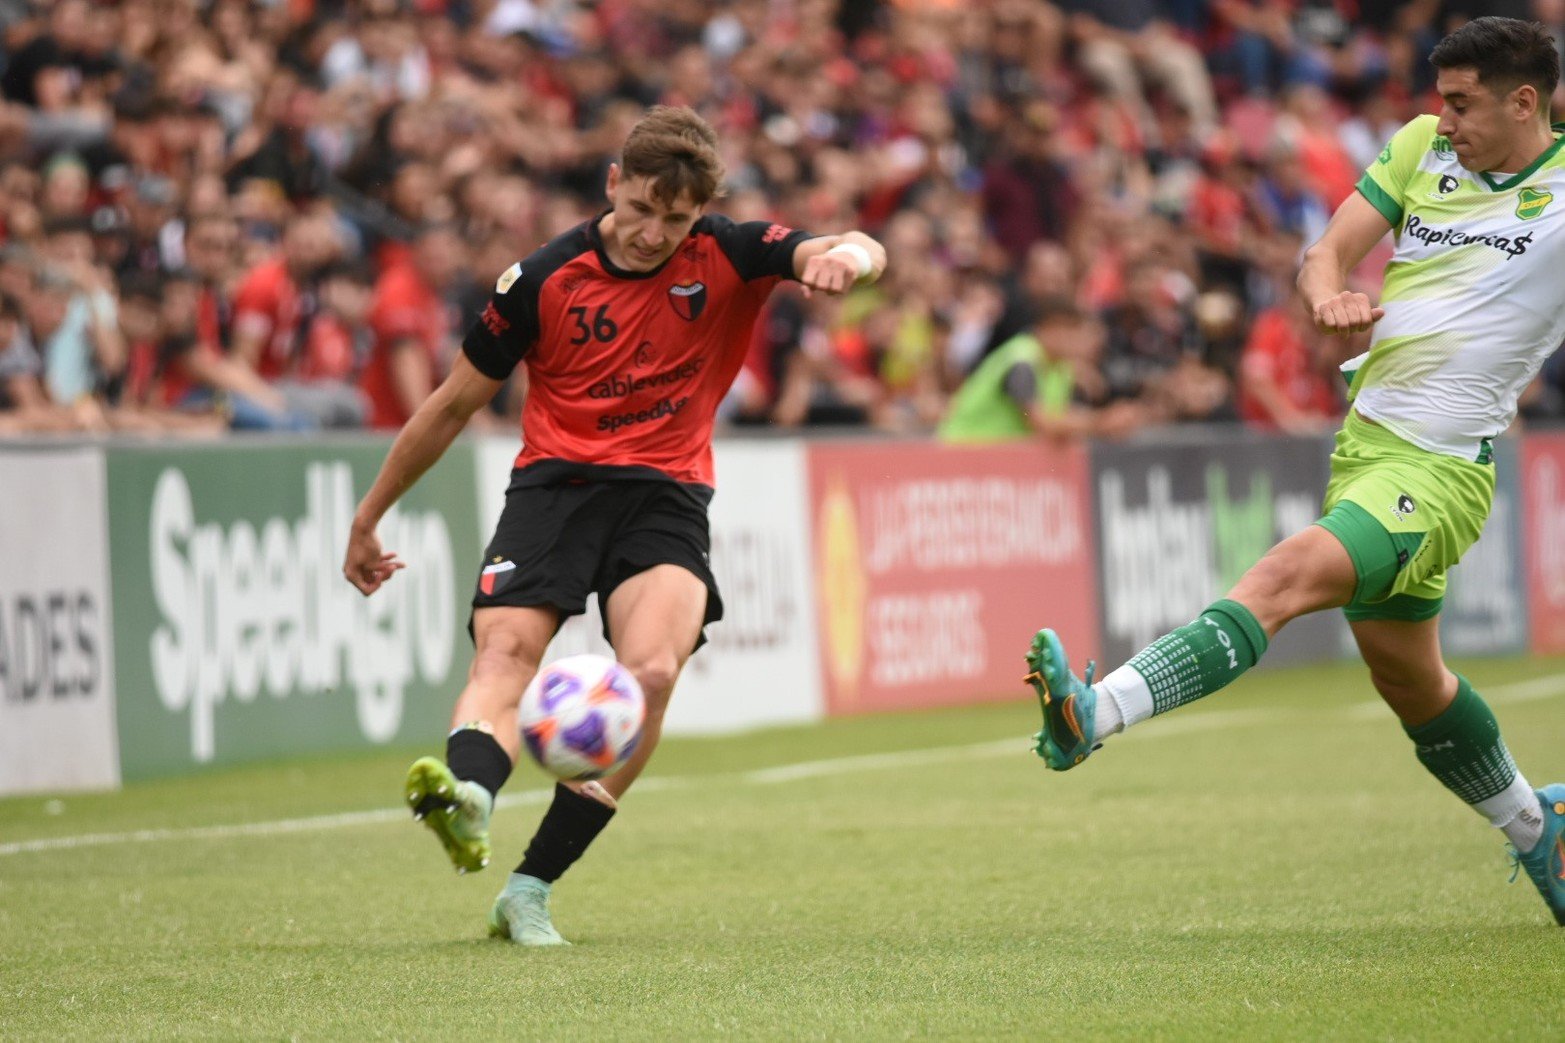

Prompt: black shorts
xmin=471 ymin=475 xmax=723 ymax=650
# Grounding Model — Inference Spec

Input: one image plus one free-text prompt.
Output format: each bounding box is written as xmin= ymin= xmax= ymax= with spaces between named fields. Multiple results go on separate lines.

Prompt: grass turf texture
xmin=3 ymin=657 xmax=1564 ymax=1041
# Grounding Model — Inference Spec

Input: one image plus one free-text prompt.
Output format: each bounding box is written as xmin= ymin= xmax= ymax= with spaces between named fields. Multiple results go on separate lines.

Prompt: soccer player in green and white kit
xmin=1025 ymin=16 xmax=1565 ymax=924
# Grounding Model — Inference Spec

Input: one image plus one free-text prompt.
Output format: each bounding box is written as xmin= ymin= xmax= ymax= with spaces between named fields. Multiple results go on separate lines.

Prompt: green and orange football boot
xmin=1024 ymin=628 xmax=1100 ymax=771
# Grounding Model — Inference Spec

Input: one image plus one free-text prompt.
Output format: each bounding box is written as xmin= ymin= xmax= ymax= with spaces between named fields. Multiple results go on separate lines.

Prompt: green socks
xmin=1123 ymin=598 xmax=1270 ymax=718
xmin=1404 ymin=675 xmax=1519 ymax=805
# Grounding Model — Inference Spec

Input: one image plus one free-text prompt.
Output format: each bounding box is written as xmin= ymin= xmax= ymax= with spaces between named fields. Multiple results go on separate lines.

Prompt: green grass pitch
xmin=3 ymin=657 xmax=1564 ymax=1041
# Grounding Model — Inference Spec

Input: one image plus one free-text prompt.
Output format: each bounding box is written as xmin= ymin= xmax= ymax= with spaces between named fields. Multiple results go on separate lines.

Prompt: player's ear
xmin=1513 ymin=83 xmax=1539 ymax=121
xmin=605 ymin=163 xmax=620 ymax=202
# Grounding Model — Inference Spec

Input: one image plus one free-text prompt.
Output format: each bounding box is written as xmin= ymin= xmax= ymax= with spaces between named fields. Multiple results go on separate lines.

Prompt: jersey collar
xmin=1479 ymin=123 xmax=1565 ymax=191
xmin=588 ymin=210 xmax=687 ymax=280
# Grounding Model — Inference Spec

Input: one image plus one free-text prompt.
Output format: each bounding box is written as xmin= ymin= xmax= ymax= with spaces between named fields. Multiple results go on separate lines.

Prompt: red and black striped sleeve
xmin=700 ymin=214 xmax=815 ymax=283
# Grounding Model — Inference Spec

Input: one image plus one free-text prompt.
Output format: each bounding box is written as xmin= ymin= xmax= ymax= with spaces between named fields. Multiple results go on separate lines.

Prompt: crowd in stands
xmin=0 ymin=0 xmax=1562 ymax=441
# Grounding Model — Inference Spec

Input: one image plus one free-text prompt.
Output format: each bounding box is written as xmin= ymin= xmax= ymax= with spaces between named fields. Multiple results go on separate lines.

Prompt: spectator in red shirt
xmin=230 ymin=208 xmax=341 ymax=381
xmin=184 ymin=213 xmax=240 ymax=353
xmin=360 ymin=222 xmax=465 ymax=429
xmin=1238 ymin=300 xmax=1342 ymax=433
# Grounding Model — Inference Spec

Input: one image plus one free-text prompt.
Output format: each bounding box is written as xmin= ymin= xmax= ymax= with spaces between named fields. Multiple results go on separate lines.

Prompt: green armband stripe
xmin=1355 ymin=175 xmax=1402 ymax=226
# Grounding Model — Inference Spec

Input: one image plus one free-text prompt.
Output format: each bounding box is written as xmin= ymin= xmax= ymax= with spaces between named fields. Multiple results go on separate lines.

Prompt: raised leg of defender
xmin=1025 ymin=525 xmax=1352 ymax=771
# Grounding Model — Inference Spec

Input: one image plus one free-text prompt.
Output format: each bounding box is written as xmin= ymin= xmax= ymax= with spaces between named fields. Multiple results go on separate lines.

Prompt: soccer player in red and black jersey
xmin=343 ymin=106 xmax=886 ymax=945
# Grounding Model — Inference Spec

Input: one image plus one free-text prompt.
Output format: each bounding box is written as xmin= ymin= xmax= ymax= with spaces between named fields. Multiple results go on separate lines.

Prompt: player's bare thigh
xmin=1225 ymin=524 xmax=1358 ymax=636
xmin=603 ymin=564 xmax=708 ymax=709
xmin=452 ymin=604 xmax=560 ymax=759
xmin=588 ymin=565 xmax=708 ymax=800
xmin=1349 ymin=616 xmax=1457 ymax=727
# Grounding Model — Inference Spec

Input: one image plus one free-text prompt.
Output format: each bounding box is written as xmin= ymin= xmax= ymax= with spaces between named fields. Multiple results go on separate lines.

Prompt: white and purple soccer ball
xmin=519 ymin=654 xmax=646 ymax=781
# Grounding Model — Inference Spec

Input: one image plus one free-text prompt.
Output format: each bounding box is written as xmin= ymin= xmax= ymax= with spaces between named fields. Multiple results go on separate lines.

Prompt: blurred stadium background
xmin=2 ymin=0 xmax=1565 ymax=1037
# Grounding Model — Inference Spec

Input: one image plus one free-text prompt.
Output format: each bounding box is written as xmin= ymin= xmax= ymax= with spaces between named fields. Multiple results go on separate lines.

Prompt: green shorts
xmin=1315 ymin=411 xmax=1495 ymax=622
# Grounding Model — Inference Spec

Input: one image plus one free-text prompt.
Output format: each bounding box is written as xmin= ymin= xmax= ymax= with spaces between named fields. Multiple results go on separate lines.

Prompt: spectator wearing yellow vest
xmin=939 ymin=298 xmax=1142 ymax=443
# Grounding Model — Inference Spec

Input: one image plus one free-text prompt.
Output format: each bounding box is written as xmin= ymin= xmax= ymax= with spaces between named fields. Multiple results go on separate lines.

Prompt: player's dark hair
xmin=620 ymin=106 xmax=725 ymax=207
xmin=1430 ymin=17 xmax=1559 ymax=105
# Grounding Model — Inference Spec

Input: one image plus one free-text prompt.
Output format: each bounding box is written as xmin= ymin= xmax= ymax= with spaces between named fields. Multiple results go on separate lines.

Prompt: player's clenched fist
xmin=798 ymin=240 xmax=881 ymax=297
xmin=1312 ymin=291 xmax=1385 ymax=336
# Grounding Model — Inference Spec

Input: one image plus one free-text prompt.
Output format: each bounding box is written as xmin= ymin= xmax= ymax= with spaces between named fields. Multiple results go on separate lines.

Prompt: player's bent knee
xmin=623 ymin=656 xmax=680 ymax=702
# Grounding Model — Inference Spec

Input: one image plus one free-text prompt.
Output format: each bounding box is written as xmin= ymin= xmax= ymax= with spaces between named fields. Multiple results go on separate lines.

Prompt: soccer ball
xmin=519 ymin=654 xmax=645 ymax=781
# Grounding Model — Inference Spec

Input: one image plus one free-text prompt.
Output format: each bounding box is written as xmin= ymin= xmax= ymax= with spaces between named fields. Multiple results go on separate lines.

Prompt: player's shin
xmin=515 ymin=782 xmax=618 ymax=884
xmin=1404 ymin=676 xmax=1541 ymax=852
xmin=1099 ymin=598 xmax=1270 ymax=738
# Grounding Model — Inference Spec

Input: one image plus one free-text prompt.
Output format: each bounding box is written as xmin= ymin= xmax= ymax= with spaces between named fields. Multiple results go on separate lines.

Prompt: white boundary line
xmin=3 ymin=674 xmax=1560 ymax=858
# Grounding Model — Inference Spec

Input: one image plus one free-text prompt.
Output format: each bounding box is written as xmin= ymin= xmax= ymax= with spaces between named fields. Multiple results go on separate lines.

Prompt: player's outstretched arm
xmin=793 ymin=231 xmax=888 ymax=297
xmin=344 ymin=354 xmax=503 ymax=596
xmin=1298 ymin=192 xmax=1394 ymax=337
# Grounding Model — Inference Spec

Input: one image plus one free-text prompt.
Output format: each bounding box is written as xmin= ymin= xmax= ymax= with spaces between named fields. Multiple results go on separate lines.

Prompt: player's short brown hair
xmin=1431 ymin=17 xmax=1559 ymax=103
xmin=620 ymin=106 xmax=725 ymax=207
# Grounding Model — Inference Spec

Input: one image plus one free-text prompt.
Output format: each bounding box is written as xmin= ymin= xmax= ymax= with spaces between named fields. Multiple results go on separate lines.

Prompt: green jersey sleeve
xmin=1356 ymin=115 xmax=1440 ymax=226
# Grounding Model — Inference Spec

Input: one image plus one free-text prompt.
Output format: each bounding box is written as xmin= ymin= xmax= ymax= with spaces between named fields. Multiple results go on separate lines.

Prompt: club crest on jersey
xmin=669 ymin=281 xmax=706 ymax=321
xmin=495 ymin=262 xmax=523 ymax=294
xmin=480 ymin=558 xmax=517 ymax=596
xmin=1517 ymin=186 xmax=1553 ymax=220
xmin=1390 ymin=494 xmax=1417 ymax=522
xmin=1432 ymin=174 xmax=1460 ymax=198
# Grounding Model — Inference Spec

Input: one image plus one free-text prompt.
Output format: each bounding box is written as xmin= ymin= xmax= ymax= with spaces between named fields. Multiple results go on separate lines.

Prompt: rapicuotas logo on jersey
xmin=669 ymin=281 xmax=706 ymax=321
xmin=1402 ymin=215 xmax=1532 ymax=259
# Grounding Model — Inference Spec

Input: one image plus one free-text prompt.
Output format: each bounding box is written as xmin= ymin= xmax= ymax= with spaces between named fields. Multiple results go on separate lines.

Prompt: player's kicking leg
xmin=407 ymin=605 xmax=557 ymax=874
xmin=1027 ymin=525 xmax=1353 ymax=770
xmin=1353 ymin=617 xmax=1565 ymax=925
xmin=489 ymin=565 xmax=707 ymax=946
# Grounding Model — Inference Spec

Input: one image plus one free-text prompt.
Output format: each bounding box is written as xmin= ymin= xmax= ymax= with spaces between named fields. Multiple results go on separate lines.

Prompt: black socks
xmin=516 ymin=783 xmax=618 ymax=882
xmin=446 ymin=727 xmax=512 ymax=798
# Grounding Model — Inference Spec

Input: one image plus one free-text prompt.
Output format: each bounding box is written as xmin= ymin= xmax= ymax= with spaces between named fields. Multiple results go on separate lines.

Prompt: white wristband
xmin=826 ymin=242 xmax=873 ymax=280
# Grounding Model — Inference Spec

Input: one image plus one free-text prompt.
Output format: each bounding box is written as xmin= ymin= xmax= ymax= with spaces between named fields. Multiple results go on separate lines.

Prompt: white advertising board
xmin=0 ymin=448 xmax=120 ymax=793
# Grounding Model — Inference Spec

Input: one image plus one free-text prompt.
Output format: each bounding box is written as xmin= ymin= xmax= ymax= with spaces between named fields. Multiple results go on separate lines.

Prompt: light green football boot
xmin=1024 ymin=628 xmax=1100 ymax=771
xmin=488 ymin=874 xmax=570 ymax=946
xmin=404 ymin=756 xmax=492 ymax=874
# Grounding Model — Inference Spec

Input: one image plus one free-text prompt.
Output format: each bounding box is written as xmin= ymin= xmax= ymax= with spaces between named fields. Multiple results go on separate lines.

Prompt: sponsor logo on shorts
xmin=1390 ymin=493 xmax=1417 ymax=522
xmin=480 ymin=557 xmax=517 ymax=596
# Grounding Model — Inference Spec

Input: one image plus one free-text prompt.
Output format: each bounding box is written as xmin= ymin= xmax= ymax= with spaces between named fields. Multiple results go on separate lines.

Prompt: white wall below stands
xmin=472 ymin=437 xmax=824 ymax=735
xmin=0 ymin=449 xmax=120 ymax=793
